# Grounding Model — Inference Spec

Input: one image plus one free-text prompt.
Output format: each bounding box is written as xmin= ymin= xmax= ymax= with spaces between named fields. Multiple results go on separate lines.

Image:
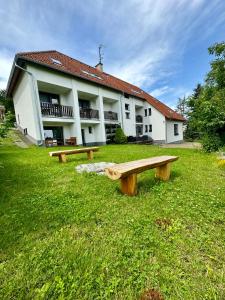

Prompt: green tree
xmin=114 ymin=127 xmax=127 ymax=144
xmin=206 ymin=42 xmax=225 ymax=89
xmin=184 ymin=84 xmax=203 ymax=140
xmin=186 ymin=42 xmax=225 ymax=151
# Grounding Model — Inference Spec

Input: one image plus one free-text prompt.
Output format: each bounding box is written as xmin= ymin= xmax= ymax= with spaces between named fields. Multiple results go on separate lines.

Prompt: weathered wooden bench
xmin=105 ymin=155 xmax=179 ymax=196
xmin=49 ymin=147 xmax=99 ymax=163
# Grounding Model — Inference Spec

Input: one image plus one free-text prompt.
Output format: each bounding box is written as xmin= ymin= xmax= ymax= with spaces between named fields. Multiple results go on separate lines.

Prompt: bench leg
xmin=120 ymin=173 xmax=137 ymax=196
xmin=59 ymin=154 xmax=67 ymax=163
xmin=155 ymin=163 xmax=171 ymax=181
xmin=87 ymin=150 xmax=93 ymax=160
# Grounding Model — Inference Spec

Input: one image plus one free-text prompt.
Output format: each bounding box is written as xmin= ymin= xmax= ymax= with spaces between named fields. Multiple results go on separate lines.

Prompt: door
xmin=44 ymin=126 xmax=64 ymax=145
xmin=136 ymin=125 xmax=143 ymax=137
xmin=81 ymin=129 xmax=86 ymax=146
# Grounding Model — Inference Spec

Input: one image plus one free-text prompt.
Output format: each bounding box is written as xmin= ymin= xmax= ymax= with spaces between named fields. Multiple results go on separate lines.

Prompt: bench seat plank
xmin=49 ymin=147 xmax=99 ymax=157
xmin=49 ymin=147 xmax=99 ymax=162
xmin=105 ymin=156 xmax=178 ymax=180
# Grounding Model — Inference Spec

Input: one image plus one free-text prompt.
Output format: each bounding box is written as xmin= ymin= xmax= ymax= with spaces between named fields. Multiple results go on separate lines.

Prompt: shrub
xmin=0 ymin=111 xmax=14 ymax=138
xmin=202 ymin=134 xmax=222 ymax=152
xmin=114 ymin=127 xmax=127 ymax=144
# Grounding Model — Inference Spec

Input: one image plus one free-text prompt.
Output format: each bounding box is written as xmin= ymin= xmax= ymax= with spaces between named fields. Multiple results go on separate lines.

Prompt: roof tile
xmin=16 ymin=50 xmax=185 ymax=121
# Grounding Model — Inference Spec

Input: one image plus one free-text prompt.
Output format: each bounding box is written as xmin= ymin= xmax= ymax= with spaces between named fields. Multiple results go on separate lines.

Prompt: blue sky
xmin=0 ymin=0 xmax=225 ymax=108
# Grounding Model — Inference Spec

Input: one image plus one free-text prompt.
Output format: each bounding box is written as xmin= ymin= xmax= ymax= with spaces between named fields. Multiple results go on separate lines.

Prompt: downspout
xmin=165 ymin=117 xmax=167 ymax=144
xmin=119 ymin=92 xmax=124 ymax=128
xmin=15 ymin=63 xmax=43 ymax=146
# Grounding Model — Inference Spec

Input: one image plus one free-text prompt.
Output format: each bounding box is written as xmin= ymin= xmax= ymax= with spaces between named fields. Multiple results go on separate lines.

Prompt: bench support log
xmin=155 ymin=163 xmax=170 ymax=181
xmin=87 ymin=150 xmax=94 ymax=160
xmin=120 ymin=173 xmax=137 ymax=196
xmin=59 ymin=153 xmax=67 ymax=163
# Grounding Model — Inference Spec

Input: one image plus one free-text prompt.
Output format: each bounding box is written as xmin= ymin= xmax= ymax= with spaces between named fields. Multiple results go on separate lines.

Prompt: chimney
xmin=95 ymin=62 xmax=103 ymax=72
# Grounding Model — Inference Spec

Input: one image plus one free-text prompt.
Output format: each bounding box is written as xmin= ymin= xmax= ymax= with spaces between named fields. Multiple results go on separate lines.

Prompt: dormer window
xmin=51 ymin=58 xmax=62 ymax=65
xmin=81 ymin=70 xmax=102 ymax=80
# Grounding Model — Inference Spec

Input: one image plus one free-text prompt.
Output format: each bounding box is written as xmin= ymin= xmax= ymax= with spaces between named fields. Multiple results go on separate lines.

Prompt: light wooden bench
xmin=49 ymin=147 xmax=99 ymax=163
xmin=105 ymin=155 xmax=179 ymax=196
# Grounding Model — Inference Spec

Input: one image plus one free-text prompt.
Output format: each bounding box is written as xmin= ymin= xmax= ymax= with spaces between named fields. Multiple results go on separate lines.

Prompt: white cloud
xmin=0 ymin=0 xmax=224 ymax=103
xmin=0 ymin=53 xmax=13 ymax=89
xmin=103 ymin=0 xmax=225 ymax=95
xmin=151 ymin=86 xmax=174 ymax=98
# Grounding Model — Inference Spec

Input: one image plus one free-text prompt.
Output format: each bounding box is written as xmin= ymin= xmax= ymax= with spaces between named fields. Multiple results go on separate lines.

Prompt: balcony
xmin=80 ymin=108 xmax=99 ymax=119
xmin=41 ymin=102 xmax=73 ymax=118
xmin=136 ymin=115 xmax=143 ymax=123
xmin=104 ymin=111 xmax=118 ymax=121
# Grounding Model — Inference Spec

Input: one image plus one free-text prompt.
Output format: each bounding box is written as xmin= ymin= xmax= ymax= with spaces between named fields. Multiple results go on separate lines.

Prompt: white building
xmin=6 ymin=50 xmax=185 ymax=146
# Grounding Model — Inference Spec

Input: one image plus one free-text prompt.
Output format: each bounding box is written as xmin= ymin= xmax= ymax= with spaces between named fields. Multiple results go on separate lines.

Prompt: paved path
xmin=161 ymin=142 xmax=201 ymax=149
xmin=11 ymin=129 xmax=31 ymax=148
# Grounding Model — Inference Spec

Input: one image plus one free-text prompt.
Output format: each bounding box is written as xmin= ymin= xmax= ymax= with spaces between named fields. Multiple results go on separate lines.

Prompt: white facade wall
xmin=122 ymin=96 xmax=136 ymax=136
xmin=80 ymin=124 xmax=100 ymax=144
xmin=146 ymin=104 xmax=166 ymax=142
xmin=12 ymin=63 xmax=183 ymax=145
xmin=166 ymin=120 xmax=183 ymax=143
xmin=13 ymin=72 xmax=41 ymax=143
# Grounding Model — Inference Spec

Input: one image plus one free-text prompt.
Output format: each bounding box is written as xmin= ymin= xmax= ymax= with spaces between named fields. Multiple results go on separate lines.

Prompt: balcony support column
xmin=71 ymin=81 xmax=82 ymax=145
xmin=97 ymin=89 xmax=106 ymax=144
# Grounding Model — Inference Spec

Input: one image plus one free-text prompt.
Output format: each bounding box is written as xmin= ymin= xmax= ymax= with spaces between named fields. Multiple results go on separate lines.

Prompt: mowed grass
xmin=0 ymin=139 xmax=225 ymax=300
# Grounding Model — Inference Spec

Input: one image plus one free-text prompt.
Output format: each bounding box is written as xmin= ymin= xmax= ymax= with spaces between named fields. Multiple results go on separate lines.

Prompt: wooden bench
xmin=49 ymin=147 xmax=99 ymax=163
xmin=105 ymin=155 xmax=179 ymax=196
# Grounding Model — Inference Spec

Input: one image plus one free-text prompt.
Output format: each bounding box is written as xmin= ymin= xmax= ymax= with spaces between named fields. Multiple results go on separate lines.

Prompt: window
xmin=131 ymin=89 xmax=141 ymax=95
xmin=145 ymin=109 xmax=147 ymax=117
xmin=44 ymin=126 xmax=64 ymax=141
xmin=88 ymin=127 xmax=92 ymax=134
xmin=145 ymin=125 xmax=148 ymax=132
xmin=174 ymin=124 xmax=179 ymax=136
xmin=105 ymin=124 xmax=120 ymax=143
xmin=125 ymin=112 xmax=130 ymax=119
xmin=149 ymin=124 xmax=152 ymax=132
xmin=81 ymin=70 xmax=102 ymax=80
xmin=79 ymin=99 xmax=90 ymax=109
xmin=125 ymin=103 xmax=130 ymax=111
xmin=148 ymin=108 xmax=152 ymax=116
xmin=136 ymin=125 xmax=143 ymax=136
xmin=50 ymin=58 xmax=62 ymax=65
xmin=39 ymin=92 xmax=60 ymax=105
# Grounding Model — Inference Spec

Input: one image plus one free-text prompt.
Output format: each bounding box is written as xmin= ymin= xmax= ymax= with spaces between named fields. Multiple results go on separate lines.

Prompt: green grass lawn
xmin=0 ymin=139 xmax=225 ymax=299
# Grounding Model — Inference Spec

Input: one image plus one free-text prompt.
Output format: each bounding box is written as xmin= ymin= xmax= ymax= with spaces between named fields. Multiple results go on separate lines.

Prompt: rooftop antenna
xmin=98 ymin=44 xmax=104 ymax=64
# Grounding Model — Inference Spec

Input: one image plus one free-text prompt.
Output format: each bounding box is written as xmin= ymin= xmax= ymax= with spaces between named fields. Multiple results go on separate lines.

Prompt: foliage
xmin=0 ymin=142 xmax=225 ymax=299
xmin=184 ymin=42 xmax=225 ymax=151
xmin=114 ymin=127 xmax=127 ymax=144
xmin=206 ymin=42 xmax=225 ymax=89
xmin=0 ymin=111 xmax=14 ymax=138
xmin=0 ymin=89 xmax=14 ymax=113
xmin=201 ymin=134 xmax=222 ymax=153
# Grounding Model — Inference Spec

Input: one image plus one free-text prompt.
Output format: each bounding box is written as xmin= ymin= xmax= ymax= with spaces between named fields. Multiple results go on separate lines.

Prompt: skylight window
xmin=51 ymin=58 xmax=62 ymax=65
xmin=131 ymin=89 xmax=141 ymax=94
xmin=81 ymin=70 xmax=102 ymax=80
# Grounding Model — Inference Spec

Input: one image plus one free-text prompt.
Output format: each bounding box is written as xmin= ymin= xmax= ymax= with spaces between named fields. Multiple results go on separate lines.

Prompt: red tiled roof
xmin=11 ymin=50 xmax=185 ymax=121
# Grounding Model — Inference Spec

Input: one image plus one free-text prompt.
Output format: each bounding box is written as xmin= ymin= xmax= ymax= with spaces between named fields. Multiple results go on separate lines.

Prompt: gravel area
xmin=75 ymin=162 xmax=116 ymax=175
